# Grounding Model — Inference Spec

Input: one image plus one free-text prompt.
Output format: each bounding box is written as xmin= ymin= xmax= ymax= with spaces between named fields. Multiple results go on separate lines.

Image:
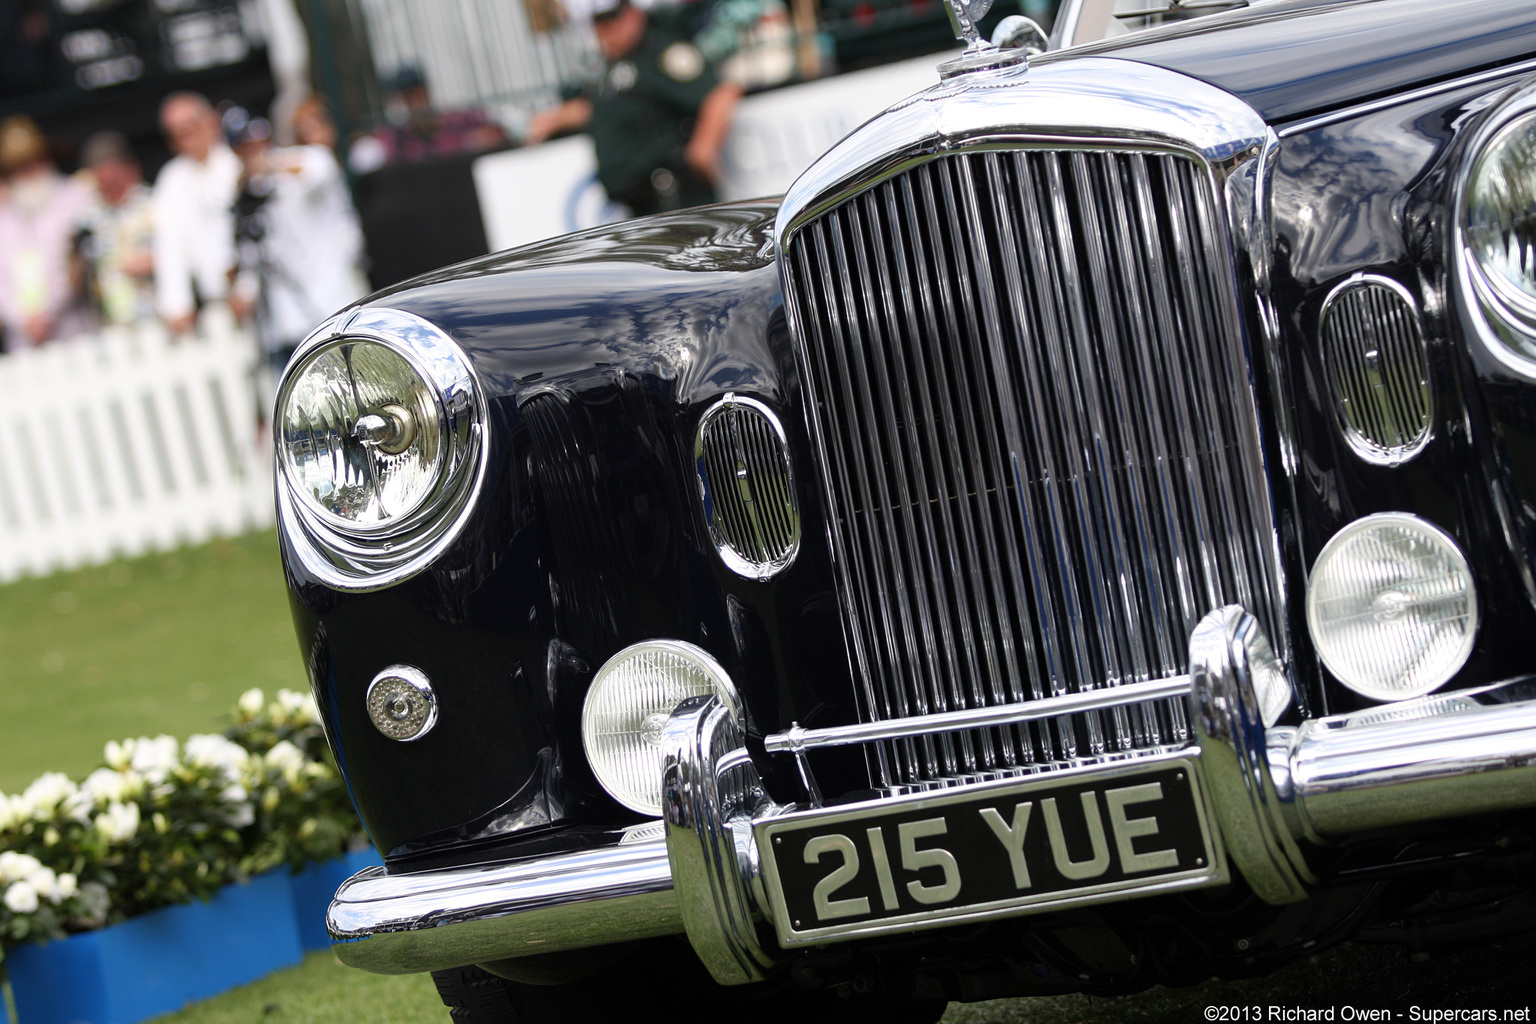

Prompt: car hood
xmin=1048 ymin=0 xmax=1536 ymax=125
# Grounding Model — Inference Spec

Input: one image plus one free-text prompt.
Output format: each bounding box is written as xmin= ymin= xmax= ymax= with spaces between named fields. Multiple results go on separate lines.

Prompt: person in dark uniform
xmin=525 ymin=0 xmax=744 ymax=216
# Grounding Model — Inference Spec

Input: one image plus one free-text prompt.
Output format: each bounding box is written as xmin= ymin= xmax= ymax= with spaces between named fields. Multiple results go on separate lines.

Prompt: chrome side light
xmin=1306 ymin=514 xmax=1477 ymax=702
xmin=275 ymin=308 xmax=485 ymax=590
xmin=581 ymin=641 xmax=741 ymax=816
xmin=694 ymin=394 xmax=800 ymax=581
xmin=1457 ymin=87 xmax=1536 ymax=378
xmin=366 ymin=666 xmax=438 ymax=741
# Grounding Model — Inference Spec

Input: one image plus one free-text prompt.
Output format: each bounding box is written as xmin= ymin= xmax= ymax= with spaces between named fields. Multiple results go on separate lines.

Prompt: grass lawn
xmin=148 ymin=952 xmax=444 ymax=1024
xmin=0 ymin=530 xmax=305 ymax=795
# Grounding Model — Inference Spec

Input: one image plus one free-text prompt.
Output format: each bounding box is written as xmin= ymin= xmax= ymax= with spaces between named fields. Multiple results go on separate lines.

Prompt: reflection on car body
xmin=272 ymin=0 xmax=1536 ymax=1019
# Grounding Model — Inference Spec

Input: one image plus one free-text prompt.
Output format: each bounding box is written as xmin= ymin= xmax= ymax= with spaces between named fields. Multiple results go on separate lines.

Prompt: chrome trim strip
xmin=765 ymin=675 xmax=1192 ymax=754
xmin=327 ymin=837 xmax=681 ymax=974
xmin=776 ymin=58 xmax=1272 ymax=246
xmin=1276 ymin=55 xmax=1536 ymax=139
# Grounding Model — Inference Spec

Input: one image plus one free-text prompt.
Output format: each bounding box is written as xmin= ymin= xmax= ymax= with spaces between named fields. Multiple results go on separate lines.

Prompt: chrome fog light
xmin=274 ymin=308 xmax=484 ymax=590
xmin=1306 ymin=514 xmax=1477 ymax=701
xmin=582 ymin=641 xmax=741 ymax=815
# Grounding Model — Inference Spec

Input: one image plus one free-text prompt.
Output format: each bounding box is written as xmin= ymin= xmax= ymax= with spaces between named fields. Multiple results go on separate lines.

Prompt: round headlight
xmin=1306 ymin=514 xmax=1477 ymax=702
xmin=1459 ymin=95 xmax=1536 ymax=374
xmin=280 ymin=340 xmax=443 ymax=527
xmin=275 ymin=308 xmax=483 ymax=590
xmin=1465 ymin=112 xmax=1536 ymax=317
xmin=581 ymin=641 xmax=740 ymax=816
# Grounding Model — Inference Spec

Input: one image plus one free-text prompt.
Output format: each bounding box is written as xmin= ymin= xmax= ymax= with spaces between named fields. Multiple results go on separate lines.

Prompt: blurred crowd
xmin=0 ymin=94 xmax=368 ymax=406
xmin=0 ymin=0 xmax=851 ymax=362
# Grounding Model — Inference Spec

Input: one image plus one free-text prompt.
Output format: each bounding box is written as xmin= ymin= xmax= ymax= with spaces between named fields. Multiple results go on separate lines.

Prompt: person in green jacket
xmin=526 ymin=0 xmax=744 ymax=216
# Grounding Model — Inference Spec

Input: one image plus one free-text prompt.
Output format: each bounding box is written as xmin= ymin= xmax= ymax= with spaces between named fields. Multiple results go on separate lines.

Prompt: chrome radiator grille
xmin=782 ymin=146 xmax=1284 ymax=790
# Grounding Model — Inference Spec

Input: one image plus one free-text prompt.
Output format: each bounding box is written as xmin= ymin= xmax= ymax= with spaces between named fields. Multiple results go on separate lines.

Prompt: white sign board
xmin=473 ymin=54 xmax=947 ymax=253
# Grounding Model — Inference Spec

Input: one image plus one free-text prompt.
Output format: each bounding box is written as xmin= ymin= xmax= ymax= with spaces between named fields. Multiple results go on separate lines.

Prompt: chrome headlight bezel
xmin=1455 ymin=82 xmax=1536 ymax=380
xmin=275 ymin=307 xmax=487 ymax=591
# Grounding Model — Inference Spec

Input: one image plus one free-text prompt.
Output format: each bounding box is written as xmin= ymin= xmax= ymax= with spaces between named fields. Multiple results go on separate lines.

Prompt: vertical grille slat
xmin=785 ymin=144 xmax=1280 ymax=790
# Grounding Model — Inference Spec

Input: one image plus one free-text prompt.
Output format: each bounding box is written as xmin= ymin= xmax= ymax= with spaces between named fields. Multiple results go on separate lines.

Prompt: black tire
xmin=431 ymin=965 xmax=520 ymax=1023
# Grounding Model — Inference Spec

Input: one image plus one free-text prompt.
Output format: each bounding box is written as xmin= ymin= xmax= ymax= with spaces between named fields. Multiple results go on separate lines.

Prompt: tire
xmin=432 ymin=965 xmax=520 ymax=1023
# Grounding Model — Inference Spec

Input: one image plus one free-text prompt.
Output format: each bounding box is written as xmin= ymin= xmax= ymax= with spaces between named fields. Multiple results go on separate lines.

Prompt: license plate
xmin=757 ymin=754 xmax=1223 ymax=945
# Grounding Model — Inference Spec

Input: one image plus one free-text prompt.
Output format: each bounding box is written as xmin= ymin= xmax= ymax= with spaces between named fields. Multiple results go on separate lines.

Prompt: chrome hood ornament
xmin=944 ymin=0 xmax=993 ymax=46
xmin=938 ymin=0 xmax=1029 ymax=78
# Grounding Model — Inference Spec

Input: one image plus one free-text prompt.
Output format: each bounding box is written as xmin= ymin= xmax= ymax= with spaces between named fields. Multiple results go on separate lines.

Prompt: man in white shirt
xmin=225 ymin=108 xmax=368 ymax=410
xmin=154 ymin=92 xmax=242 ymax=335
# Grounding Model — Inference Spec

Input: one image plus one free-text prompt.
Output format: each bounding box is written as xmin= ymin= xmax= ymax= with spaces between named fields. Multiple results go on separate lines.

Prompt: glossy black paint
xmin=1058 ymin=0 xmax=1536 ymax=124
xmin=285 ymin=204 xmax=863 ymax=863
xmin=1257 ymin=69 xmax=1536 ymax=714
xmin=282 ymin=0 xmax=1536 ymax=867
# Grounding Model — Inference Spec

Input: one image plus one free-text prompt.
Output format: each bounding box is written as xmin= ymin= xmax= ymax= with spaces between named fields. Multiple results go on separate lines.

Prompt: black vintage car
xmin=272 ymin=0 xmax=1536 ymax=1019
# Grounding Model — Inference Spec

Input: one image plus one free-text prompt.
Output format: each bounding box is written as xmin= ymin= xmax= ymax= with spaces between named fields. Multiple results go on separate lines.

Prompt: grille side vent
xmin=695 ymin=394 xmax=801 ymax=580
xmin=783 ymin=146 xmax=1285 ymax=791
xmin=1320 ymin=276 xmax=1433 ymax=466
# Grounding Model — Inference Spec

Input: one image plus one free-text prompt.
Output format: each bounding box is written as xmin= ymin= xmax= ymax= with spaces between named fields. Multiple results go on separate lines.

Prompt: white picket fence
xmin=0 ymin=307 xmax=275 ymax=583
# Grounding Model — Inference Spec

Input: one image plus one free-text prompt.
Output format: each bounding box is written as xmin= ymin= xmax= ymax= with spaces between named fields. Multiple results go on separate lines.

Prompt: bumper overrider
xmin=327 ymin=607 xmax=1536 ymax=981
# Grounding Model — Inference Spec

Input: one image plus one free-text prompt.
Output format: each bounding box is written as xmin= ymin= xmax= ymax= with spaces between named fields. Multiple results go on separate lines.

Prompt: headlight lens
xmin=280 ymin=340 xmax=443 ymax=528
xmin=1306 ymin=514 xmax=1477 ymax=702
xmin=274 ymin=308 xmax=483 ymax=590
xmin=1465 ymin=111 xmax=1536 ymax=318
xmin=582 ymin=641 xmax=740 ymax=816
xmin=1459 ymin=94 xmax=1536 ymax=374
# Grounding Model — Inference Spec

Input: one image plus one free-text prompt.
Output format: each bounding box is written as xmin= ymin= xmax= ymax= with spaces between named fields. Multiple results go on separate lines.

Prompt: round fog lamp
xmin=581 ymin=641 xmax=740 ymax=815
xmin=1306 ymin=514 xmax=1477 ymax=702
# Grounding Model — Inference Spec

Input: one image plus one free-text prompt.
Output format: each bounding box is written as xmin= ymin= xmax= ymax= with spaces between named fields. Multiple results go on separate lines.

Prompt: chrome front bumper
xmin=328 ymin=607 xmax=1536 ymax=980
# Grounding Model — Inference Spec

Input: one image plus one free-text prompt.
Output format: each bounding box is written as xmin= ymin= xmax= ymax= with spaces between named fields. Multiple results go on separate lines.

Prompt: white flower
xmin=23 ymin=865 xmax=58 ymax=901
xmin=264 ymin=740 xmax=307 ymax=782
xmin=238 ymin=687 xmax=265 ymax=718
xmin=275 ymin=688 xmax=318 ymax=724
xmin=104 ymin=739 xmax=132 ymax=771
xmin=52 ymin=872 xmax=79 ymax=903
xmin=22 ymin=772 xmax=78 ymax=817
xmin=185 ymin=734 xmax=251 ymax=782
xmin=0 ymin=851 xmax=43 ymax=885
xmin=224 ymin=800 xmax=255 ymax=828
xmin=129 ymin=735 xmax=179 ymax=783
xmin=0 ymin=792 xmax=25 ymax=829
xmin=80 ymin=767 xmax=143 ymax=806
xmin=4 ymin=880 xmax=39 ymax=914
xmin=94 ymin=801 xmax=141 ymax=844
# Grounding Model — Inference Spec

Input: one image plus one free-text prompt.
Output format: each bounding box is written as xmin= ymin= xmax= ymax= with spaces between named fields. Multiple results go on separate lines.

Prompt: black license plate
xmin=757 ymin=755 xmax=1222 ymax=944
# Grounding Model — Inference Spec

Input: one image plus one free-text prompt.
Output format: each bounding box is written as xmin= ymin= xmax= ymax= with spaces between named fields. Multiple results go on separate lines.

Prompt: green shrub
xmin=0 ymin=688 xmax=365 ymax=960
